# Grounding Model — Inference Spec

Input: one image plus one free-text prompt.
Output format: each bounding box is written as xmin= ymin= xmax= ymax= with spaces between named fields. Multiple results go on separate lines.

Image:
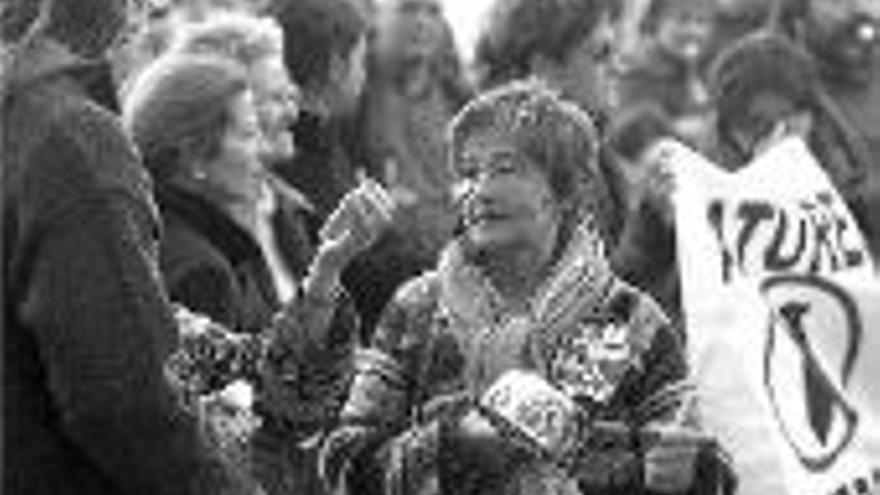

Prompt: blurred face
xmin=250 ymin=55 xmax=301 ymax=162
xmin=454 ymin=139 xmax=559 ymax=254
xmin=75 ymin=0 xmax=135 ymax=58
xmin=551 ymin=12 xmax=616 ymax=114
xmin=204 ymin=90 xmax=265 ymax=204
xmin=807 ymin=0 xmax=880 ymax=78
xmin=376 ymin=0 xmax=446 ymax=60
xmin=654 ymin=2 xmax=714 ymax=62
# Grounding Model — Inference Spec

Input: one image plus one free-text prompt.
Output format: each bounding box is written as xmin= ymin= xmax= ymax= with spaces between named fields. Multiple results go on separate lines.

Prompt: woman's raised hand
xmin=317 ymin=172 xmax=396 ymax=272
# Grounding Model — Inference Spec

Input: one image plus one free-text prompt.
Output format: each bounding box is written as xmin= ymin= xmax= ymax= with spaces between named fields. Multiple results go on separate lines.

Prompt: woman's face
xmin=550 ymin=12 xmax=617 ymax=114
xmin=654 ymin=3 xmax=714 ymax=62
xmin=250 ymin=55 xmax=301 ymax=162
xmin=455 ymin=140 xmax=560 ymax=254
xmin=377 ymin=0 xmax=446 ymax=60
xmin=205 ymin=90 xmax=265 ymax=204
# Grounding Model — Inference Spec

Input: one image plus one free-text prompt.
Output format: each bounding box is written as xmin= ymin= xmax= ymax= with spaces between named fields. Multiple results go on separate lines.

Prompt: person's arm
xmin=21 ymin=126 xmax=255 ymax=495
xmin=257 ymin=178 xmax=395 ymax=429
xmin=319 ymin=275 xmax=438 ymax=494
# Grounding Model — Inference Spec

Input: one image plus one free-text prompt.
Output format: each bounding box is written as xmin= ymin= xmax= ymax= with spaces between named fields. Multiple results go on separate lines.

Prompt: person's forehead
xmin=460 ymin=136 xmax=520 ymax=160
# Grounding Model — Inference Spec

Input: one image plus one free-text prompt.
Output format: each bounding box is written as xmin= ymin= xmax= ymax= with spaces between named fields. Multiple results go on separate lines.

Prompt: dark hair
xmin=269 ymin=0 xmax=367 ymax=89
xmin=474 ymin=0 xmax=620 ymax=89
xmin=710 ymin=31 xmax=818 ymax=147
xmin=606 ymin=104 xmax=675 ymax=162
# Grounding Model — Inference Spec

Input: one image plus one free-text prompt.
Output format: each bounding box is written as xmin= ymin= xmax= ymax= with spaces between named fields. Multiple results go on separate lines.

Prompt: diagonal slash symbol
xmin=762 ymin=274 xmax=862 ymax=472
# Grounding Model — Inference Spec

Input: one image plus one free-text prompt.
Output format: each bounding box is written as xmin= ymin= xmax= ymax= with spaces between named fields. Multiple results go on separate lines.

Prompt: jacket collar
xmin=155 ymin=182 xmax=264 ymax=268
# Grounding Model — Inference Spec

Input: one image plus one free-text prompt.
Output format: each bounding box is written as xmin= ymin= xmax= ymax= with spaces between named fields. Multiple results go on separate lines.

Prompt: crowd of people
xmin=2 ymin=0 xmax=879 ymax=494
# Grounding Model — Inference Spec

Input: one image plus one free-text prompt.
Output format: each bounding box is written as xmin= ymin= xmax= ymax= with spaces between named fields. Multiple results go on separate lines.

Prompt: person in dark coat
xmin=169 ymin=11 xmax=315 ymax=299
xmin=122 ymin=51 xmax=396 ymax=495
xmin=1 ymin=1 xmax=259 ymax=494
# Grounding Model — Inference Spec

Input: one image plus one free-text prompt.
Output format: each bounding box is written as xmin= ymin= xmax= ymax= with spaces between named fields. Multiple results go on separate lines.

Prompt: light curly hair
xmin=171 ymin=10 xmax=283 ymax=69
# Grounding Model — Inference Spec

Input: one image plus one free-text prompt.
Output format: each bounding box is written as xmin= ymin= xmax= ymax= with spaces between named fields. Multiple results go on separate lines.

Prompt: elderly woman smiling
xmin=321 ymin=82 xmax=732 ymax=495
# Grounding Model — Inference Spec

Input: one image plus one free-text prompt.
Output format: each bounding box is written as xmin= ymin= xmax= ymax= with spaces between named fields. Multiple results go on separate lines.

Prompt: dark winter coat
xmin=153 ymin=176 xmax=357 ymax=428
xmin=2 ymin=37 xmax=255 ymax=495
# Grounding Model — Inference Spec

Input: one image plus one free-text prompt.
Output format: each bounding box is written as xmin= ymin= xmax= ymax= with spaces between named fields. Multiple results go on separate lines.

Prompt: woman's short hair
xmin=268 ymin=0 xmax=367 ymax=89
xmin=171 ymin=11 xmax=283 ymax=70
xmin=122 ymin=53 xmax=249 ymax=180
xmin=474 ymin=0 xmax=620 ymax=89
xmin=449 ymin=80 xmax=612 ymax=231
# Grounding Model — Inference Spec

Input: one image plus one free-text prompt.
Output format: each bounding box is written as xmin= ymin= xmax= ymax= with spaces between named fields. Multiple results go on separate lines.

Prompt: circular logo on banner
xmin=761 ymin=274 xmax=862 ymax=472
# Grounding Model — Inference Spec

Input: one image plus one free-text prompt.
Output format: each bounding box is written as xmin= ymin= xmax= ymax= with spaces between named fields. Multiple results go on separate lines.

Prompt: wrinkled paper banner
xmin=666 ymin=137 xmax=880 ymax=495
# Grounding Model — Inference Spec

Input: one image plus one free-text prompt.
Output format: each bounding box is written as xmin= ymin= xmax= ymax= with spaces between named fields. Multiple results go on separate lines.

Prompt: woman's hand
xmin=316 ymin=176 xmax=395 ymax=275
xmin=305 ymin=175 xmax=396 ymax=300
xmin=643 ymin=424 xmax=703 ymax=493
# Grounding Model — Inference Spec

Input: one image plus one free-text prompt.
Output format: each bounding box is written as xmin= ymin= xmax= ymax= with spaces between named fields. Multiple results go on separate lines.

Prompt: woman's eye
xmin=457 ymin=161 xmax=479 ymax=179
xmin=493 ymin=158 xmax=519 ymax=175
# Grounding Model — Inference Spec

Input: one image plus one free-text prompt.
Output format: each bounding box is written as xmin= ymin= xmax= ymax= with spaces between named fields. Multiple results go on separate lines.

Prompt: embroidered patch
xmin=549 ymin=318 xmax=633 ymax=402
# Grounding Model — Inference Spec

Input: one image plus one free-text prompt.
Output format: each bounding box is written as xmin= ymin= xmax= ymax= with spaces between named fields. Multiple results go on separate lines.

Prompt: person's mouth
xmin=469 ymin=209 xmax=511 ymax=227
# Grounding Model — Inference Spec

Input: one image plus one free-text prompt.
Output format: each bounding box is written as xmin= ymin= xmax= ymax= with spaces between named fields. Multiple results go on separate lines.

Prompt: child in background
xmin=616 ymin=0 xmax=717 ymax=150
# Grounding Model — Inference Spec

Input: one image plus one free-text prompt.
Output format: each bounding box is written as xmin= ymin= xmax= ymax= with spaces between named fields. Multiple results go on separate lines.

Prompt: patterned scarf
xmin=433 ymin=220 xmax=661 ymax=404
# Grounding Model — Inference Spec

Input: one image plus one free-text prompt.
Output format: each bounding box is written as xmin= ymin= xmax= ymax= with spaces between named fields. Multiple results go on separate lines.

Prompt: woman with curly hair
xmin=320 ymin=81 xmax=734 ymax=495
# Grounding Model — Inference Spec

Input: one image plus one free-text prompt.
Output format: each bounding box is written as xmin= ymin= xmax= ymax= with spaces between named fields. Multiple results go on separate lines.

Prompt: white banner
xmin=666 ymin=137 xmax=880 ymax=495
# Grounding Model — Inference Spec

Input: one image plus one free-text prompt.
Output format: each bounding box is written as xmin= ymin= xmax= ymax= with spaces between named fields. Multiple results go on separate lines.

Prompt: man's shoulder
xmin=33 ymin=81 xmax=152 ymax=200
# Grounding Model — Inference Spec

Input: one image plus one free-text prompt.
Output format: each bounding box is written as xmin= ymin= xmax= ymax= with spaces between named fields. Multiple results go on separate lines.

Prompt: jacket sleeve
xmin=320 ymin=275 xmax=440 ymax=494
xmin=258 ymin=286 xmax=360 ymax=429
xmin=18 ymin=122 xmax=257 ymax=495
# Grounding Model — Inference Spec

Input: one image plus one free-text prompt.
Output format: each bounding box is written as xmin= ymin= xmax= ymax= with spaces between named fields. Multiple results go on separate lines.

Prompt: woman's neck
xmin=479 ymin=242 xmax=556 ymax=310
xmin=174 ymin=176 xmax=260 ymax=234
